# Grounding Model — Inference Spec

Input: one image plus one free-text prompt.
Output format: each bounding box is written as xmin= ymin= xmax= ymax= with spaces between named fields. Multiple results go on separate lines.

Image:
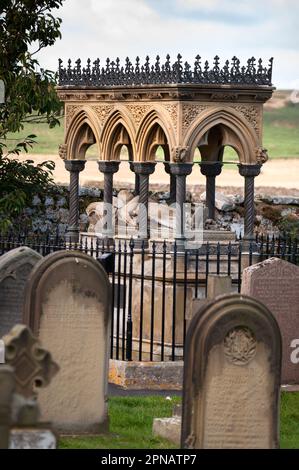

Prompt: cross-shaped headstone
xmin=3 ymin=325 xmax=59 ymax=399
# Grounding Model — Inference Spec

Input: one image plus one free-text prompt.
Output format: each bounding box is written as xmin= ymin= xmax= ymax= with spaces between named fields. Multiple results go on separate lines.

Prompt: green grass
xmin=263 ymin=105 xmax=299 ymax=158
xmin=280 ymin=392 xmax=299 ymax=449
xmin=59 ymin=396 xmax=180 ymax=449
xmin=59 ymin=393 xmax=299 ymax=449
xmin=3 ymin=101 xmax=299 ymax=160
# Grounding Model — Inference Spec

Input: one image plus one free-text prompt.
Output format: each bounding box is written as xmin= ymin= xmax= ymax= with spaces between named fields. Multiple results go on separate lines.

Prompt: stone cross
xmin=3 ymin=324 xmax=59 ymax=399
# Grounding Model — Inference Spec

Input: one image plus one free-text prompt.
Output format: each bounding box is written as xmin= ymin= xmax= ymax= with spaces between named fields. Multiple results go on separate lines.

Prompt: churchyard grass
xmin=59 ymin=393 xmax=299 ymax=449
xmin=59 ymin=396 xmax=181 ymax=449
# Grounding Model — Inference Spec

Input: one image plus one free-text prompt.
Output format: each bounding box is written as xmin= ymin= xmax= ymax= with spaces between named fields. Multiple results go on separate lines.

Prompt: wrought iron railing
xmin=0 ymin=231 xmax=298 ymax=362
xmin=58 ymin=55 xmax=273 ymax=87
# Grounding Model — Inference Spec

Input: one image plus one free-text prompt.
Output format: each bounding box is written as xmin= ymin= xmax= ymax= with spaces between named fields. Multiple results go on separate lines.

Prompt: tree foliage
xmin=0 ymin=0 xmax=64 ymax=135
xmin=0 ymin=0 xmax=64 ymax=230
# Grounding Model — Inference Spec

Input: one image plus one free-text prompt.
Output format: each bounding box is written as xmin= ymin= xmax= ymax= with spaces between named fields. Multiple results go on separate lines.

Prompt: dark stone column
xmin=129 ymin=162 xmax=140 ymax=196
xmin=98 ymin=160 xmax=120 ymax=238
xmin=200 ymin=162 xmax=223 ymax=220
xmin=131 ymin=162 xmax=156 ymax=244
xmin=64 ymin=160 xmax=86 ymax=242
xmin=238 ymin=164 xmax=261 ymax=240
xmin=163 ymin=162 xmax=176 ymax=203
xmin=169 ymin=163 xmax=193 ymax=247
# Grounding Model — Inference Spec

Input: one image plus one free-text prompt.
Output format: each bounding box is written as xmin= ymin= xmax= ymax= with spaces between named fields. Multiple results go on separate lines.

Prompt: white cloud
xmin=38 ymin=0 xmax=299 ymax=88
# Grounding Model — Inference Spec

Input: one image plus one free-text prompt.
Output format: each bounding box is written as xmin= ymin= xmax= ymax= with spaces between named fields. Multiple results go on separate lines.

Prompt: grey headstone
xmin=23 ymin=250 xmax=111 ymax=434
xmin=182 ymin=294 xmax=282 ymax=449
xmin=242 ymin=257 xmax=299 ymax=385
xmin=0 ymin=247 xmax=42 ymax=338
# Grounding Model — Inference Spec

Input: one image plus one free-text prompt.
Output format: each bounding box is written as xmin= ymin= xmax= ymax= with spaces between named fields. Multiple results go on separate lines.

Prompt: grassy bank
xmin=59 ymin=393 xmax=299 ymax=449
xmin=4 ymin=102 xmax=299 ymax=160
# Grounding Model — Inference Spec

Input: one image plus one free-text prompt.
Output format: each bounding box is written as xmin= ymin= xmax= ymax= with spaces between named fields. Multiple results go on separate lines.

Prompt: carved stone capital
xmin=131 ymin=162 xmax=156 ymax=175
xmin=98 ymin=160 xmax=120 ymax=174
xmin=238 ymin=164 xmax=261 ymax=178
xmin=64 ymin=160 xmax=86 ymax=173
xmin=169 ymin=163 xmax=193 ymax=176
xmin=200 ymin=162 xmax=223 ymax=177
xmin=172 ymin=146 xmax=190 ymax=163
xmin=58 ymin=144 xmax=68 ymax=160
xmin=255 ymin=147 xmax=269 ymax=164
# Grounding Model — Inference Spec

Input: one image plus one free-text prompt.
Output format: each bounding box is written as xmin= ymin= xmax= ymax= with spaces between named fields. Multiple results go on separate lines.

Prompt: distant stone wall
xmin=8 ymin=184 xmax=298 ymax=238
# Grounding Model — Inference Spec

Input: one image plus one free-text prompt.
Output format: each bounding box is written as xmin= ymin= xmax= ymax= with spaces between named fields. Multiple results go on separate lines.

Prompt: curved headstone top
xmin=0 ymin=247 xmax=42 ymax=338
xmin=23 ymin=250 xmax=111 ymax=334
xmin=182 ymin=293 xmax=282 ymax=449
xmin=22 ymin=250 xmax=111 ymax=433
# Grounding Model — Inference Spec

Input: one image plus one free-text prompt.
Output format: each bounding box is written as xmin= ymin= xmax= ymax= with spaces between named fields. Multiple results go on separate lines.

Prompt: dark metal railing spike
xmin=58 ymin=55 xmax=273 ymax=87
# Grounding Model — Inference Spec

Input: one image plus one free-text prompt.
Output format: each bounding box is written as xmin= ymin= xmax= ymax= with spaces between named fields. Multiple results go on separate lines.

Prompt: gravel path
xmin=17 ymin=154 xmax=299 ymax=195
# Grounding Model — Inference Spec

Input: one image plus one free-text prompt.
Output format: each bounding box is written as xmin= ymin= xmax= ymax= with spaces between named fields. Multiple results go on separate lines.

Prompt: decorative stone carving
xmin=65 ymin=104 xmax=81 ymax=130
xmin=182 ymin=104 xmax=208 ymax=132
xmin=224 ymin=327 xmax=257 ymax=365
xmin=211 ymin=93 xmax=238 ymax=101
xmin=172 ymin=146 xmax=190 ymax=162
xmin=3 ymin=324 xmax=59 ymax=399
xmin=58 ymin=143 xmax=67 ymax=160
xmin=126 ymin=104 xmax=150 ymax=127
xmin=256 ymin=146 xmax=269 ymax=164
xmin=72 ymin=93 xmax=89 ymax=100
xmin=163 ymin=104 xmax=178 ymax=132
xmin=233 ymin=105 xmax=261 ymax=137
xmin=108 ymin=92 xmax=125 ymax=101
xmin=92 ymin=105 xmax=114 ymax=125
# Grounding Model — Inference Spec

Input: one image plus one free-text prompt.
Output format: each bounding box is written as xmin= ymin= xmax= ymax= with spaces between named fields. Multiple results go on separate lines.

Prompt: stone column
xmin=200 ymin=162 xmax=223 ymax=220
xmin=129 ymin=162 xmax=140 ymax=196
xmin=163 ymin=162 xmax=176 ymax=203
xmin=98 ymin=160 xmax=120 ymax=239
xmin=131 ymin=162 xmax=156 ymax=244
xmin=169 ymin=163 xmax=193 ymax=247
xmin=238 ymin=164 xmax=261 ymax=240
xmin=64 ymin=160 xmax=86 ymax=242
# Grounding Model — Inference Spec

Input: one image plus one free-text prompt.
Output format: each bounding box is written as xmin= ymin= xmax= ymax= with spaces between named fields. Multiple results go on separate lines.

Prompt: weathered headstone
xmin=182 ymin=294 xmax=282 ymax=449
xmin=190 ymin=274 xmax=233 ymax=326
xmin=242 ymin=257 xmax=299 ymax=384
xmin=23 ymin=250 xmax=111 ymax=433
xmin=0 ymin=247 xmax=42 ymax=338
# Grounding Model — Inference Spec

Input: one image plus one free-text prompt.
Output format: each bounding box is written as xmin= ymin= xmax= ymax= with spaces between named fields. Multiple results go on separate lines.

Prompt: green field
xmin=4 ymin=100 xmax=299 ymax=160
xmin=59 ymin=393 xmax=299 ymax=449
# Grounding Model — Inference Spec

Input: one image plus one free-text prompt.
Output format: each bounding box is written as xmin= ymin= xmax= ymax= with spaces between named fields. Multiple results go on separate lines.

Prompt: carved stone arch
xmin=65 ymin=106 xmax=101 ymax=159
xmin=184 ymin=107 xmax=259 ymax=164
xmin=100 ymin=108 xmax=136 ymax=161
xmin=137 ymin=108 xmax=176 ymax=162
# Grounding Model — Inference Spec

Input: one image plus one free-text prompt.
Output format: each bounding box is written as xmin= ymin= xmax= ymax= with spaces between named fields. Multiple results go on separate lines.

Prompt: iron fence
xmin=0 ymin=231 xmax=298 ymax=362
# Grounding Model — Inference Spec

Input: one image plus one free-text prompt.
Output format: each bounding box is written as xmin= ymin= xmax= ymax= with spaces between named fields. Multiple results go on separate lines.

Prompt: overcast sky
xmin=39 ymin=0 xmax=299 ymax=89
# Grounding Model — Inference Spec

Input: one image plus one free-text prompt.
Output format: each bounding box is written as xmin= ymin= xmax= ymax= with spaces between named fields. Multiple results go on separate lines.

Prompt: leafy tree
xmin=0 ymin=0 xmax=65 ymax=230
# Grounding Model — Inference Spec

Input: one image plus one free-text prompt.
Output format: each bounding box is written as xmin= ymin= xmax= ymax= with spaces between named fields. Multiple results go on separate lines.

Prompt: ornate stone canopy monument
xmin=57 ymin=54 xmax=274 ymax=244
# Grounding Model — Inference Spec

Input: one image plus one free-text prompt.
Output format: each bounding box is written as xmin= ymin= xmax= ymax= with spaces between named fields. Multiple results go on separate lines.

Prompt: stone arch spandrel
xmin=100 ymin=107 xmax=137 ymax=161
xmin=183 ymin=107 xmax=260 ymax=164
xmin=136 ymin=107 xmax=177 ymax=162
xmin=65 ymin=106 xmax=102 ymax=159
